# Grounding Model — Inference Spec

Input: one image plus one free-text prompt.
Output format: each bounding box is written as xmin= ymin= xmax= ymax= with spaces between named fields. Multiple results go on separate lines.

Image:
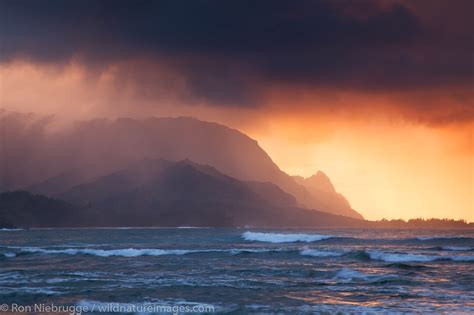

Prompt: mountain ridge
xmin=293 ymin=172 xmax=360 ymax=219
xmin=0 ymin=159 xmax=366 ymax=228
xmin=2 ymin=112 xmax=363 ymax=219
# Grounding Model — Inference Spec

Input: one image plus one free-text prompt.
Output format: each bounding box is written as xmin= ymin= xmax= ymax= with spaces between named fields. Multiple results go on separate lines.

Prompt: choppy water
xmin=1 ymin=228 xmax=473 ymax=313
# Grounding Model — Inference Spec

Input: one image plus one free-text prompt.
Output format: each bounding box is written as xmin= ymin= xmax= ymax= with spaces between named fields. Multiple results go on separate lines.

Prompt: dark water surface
xmin=1 ymin=228 xmax=473 ymax=313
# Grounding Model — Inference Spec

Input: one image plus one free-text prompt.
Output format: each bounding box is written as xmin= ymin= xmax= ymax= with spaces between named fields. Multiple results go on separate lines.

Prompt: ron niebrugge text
xmin=3 ymin=303 xmax=87 ymax=314
xmin=2 ymin=303 xmax=215 ymax=314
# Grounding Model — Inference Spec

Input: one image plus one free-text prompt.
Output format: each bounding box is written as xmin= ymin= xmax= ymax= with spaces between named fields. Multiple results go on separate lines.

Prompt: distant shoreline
xmin=2 ymin=225 xmax=473 ymax=230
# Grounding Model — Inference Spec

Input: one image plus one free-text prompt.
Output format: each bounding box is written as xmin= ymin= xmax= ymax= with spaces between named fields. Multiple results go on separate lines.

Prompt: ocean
xmin=1 ymin=228 xmax=473 ymax=313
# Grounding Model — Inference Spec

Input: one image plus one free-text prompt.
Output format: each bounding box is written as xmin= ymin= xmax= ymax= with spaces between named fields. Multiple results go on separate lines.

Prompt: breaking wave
xmin=242 ymin=231 xmax=335 ymax=243
xmin=333 ymin=268 xmax=399 ymax=284
xmin=18 ymin=247 xmax=221 ymax=257
xmin=367 ymin=251 xmax=474 ymax=262
xmin=6 ymin=245 xmax=474 ymax=262
xmin=12 ymin=246 xmax=290 ymax=257
xmin=299 ymin=249 xmax=343 ymax=257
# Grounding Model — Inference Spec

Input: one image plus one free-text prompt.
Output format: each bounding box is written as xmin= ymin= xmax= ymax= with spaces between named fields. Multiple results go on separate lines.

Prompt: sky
xmin=0 ymin=0 xmax=473 ymax=221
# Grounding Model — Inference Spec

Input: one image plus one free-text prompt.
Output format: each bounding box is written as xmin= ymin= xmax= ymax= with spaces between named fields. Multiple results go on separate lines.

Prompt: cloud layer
xmin=1 ymin=0 xmax=472 ymax=116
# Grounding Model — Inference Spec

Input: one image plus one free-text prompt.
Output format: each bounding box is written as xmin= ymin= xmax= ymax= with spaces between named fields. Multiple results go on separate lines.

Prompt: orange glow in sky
xmin=248 ymin=117 xmax=473 ymax=221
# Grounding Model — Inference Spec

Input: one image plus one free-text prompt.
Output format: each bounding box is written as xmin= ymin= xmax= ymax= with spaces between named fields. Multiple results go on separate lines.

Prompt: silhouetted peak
xmin=291 ymin=171 xmax=363 ymax=219
xmin=306 ymin=171 xmax=336 ymax=193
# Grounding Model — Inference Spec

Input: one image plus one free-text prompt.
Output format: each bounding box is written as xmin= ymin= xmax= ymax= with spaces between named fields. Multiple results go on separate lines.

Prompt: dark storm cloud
xmin=0 ymin=0 xmax=416 ymax=59
xmin=0 ymin=0 xmax=472 ymax=107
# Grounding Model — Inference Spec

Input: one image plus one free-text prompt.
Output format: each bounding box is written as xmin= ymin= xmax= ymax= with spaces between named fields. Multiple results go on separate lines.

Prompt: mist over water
xmin=1 ymin=228 xmax=473 ymax=313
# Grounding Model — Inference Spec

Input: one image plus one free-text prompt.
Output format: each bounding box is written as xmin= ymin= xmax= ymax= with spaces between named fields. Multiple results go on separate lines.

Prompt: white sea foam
xmin=19 ymin=246 xmax=291 ymax=257
xmin=0 ymin=228 xmax=22 ymax=231
xmin=368 ymin=251 xmax=474 ymax=262
xmin=242 ymin=231 xmax=334 ymax=243
xmin=334 ymin=268 xmax=400 ymax=284
xmin=15 ymin=245 xmax=474 ymax=262
xmin=369 ymin=251 xmax=436 ymax=262
xmin=416 ymin=236 xmax=435 ymax=241
xmin=19 ymin=247 xmax=221 ymax=257
xmin=299 ymin=249 xmax=342 ymax=257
